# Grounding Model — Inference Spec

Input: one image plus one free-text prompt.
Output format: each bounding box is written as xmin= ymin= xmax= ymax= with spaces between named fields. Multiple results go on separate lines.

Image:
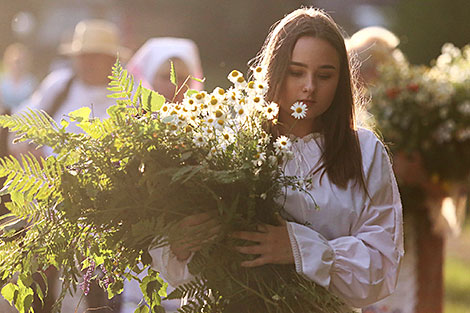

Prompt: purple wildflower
xmin=79 ymin=259 xmax=95 ymax=295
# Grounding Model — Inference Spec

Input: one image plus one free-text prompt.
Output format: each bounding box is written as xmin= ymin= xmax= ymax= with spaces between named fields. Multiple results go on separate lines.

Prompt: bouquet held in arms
xmin=0 ymin=60 xmax=347 ymax=313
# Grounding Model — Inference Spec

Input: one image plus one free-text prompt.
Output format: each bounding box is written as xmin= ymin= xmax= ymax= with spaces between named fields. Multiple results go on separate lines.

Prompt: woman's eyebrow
xmin=289 ymin=61 xmax=337 ymax=70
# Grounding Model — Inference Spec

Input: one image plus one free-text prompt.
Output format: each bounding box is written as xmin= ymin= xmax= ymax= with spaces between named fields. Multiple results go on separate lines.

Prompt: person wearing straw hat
xmin=8 ymin=19 xmax=131 ymax=313
xmin=9 ymin=19 xmax=131 ymax=158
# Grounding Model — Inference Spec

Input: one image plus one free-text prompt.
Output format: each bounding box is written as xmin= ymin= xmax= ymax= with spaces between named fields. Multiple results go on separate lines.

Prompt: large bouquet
xmin=369 ymin=43 xmax=470 ymax=182
xmin=0 ymin=61 xmax=346 ymax=313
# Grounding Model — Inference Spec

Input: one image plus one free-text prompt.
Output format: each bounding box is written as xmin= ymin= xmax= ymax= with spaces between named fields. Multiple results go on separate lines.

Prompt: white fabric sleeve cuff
xmin=148 ymin=245 xmax=195 ymax=287
xmin=286 ymin=221 xmax=335 ymax=288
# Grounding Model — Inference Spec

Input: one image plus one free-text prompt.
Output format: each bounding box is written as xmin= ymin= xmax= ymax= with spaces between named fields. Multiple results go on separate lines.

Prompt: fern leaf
xmin=0 ymin=155 xmax=62 ymax=202
xmin=107 ymin=59 xmax=134 ymax=102
xmin=0 ymin=109 xmax=62 ymax=149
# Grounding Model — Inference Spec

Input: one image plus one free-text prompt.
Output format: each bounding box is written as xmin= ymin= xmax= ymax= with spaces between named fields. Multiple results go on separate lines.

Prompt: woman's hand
xmin=232 ymin=217 xmax=294 ymax=267
xmin=170 ymin=212 xmax=220 ymax=262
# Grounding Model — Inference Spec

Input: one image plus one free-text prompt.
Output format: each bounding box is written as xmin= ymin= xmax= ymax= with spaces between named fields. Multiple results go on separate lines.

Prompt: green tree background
xmin=390 ymin=0 xmax=470 ymax=65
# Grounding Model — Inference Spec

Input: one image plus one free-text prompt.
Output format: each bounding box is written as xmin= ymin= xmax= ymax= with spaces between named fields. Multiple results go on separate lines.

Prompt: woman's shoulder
xmin=356 ymin=127 xmax=385 ymax=150
xmin=356 ymin=127 xmax=390 ymax=167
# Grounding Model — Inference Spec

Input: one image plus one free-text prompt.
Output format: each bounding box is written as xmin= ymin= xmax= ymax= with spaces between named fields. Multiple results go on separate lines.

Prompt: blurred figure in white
xmin=7 ymin=19 xmax=131 ymax=313
xmin=121 ymin=37 xmax=203 ymax=313
xmin=0 ymin=43 xmax=37 ymax=157
xmin=0 ymin=43 xmax=37 ymax=112
xmin=127 ymin=37 xmax=203 ymax=103
xmin=9 ymin=19 xmax=131 ymax=159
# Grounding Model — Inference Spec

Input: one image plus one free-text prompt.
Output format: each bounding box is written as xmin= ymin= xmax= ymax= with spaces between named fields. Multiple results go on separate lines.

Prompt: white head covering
xmin=127 ymin=37 xmax=203 ymax=90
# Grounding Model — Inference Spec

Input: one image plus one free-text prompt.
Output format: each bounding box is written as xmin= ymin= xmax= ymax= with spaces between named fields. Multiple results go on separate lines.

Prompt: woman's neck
xmin=277 ymin=113 xmax=321 ymax=138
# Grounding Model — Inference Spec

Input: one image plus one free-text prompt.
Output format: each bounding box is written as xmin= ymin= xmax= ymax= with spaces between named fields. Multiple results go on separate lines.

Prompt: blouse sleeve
xmin=286 ymin=133 xmax=404 ymax=308
xmin=149 ymin=246 xmax=195 ymax=287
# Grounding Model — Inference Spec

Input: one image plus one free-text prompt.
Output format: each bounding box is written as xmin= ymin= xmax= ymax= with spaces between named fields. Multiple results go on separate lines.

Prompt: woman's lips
xmin=300 ymin=100 xmax=315 ymax=107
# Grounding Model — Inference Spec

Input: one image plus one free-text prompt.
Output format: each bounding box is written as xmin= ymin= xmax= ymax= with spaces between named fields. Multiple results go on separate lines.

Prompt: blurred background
xmin=2 ymin=0 xmax=470 ymax=89
xmin=0 ymin=0 xmax=469 ymax=312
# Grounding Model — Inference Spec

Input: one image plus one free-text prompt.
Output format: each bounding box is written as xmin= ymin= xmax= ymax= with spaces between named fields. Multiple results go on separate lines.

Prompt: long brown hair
xmin=251 ymin=7 xmax=365 ymax=189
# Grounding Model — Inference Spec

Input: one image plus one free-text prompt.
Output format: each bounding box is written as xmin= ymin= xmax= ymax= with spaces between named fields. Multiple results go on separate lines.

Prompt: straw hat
xmin=59 ymin=19 xmax=131 ymax=59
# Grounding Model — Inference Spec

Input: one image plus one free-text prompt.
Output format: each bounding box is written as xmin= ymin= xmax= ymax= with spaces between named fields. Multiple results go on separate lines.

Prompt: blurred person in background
xmin=346 ymin=26 xmax=405 ymax=86
xmin=0 ymin=43 xmax=37 ymax=114
xmin=121 ymin=37 xmax=203 ymax=313
xmin=9 ymin=19 xmax=130 ymax=159
xmin=7 ymin=19 xmax=131 ymax=313
xmin=348 ymin=26 xmax=467 ymax=313
xmin=127 ymin=37 xmax=204 ymax=103
xmin=0 ymin=43 xmax=37 ymax=157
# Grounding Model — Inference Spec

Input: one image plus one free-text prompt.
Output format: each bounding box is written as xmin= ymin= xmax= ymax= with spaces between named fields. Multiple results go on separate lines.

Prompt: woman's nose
xmin=302 ymin=77 xmax=315 ymax=94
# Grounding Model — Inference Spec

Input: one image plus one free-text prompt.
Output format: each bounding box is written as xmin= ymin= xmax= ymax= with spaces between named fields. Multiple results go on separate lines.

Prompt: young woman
xmin=150 ymin=7 xmax=403 ymax=311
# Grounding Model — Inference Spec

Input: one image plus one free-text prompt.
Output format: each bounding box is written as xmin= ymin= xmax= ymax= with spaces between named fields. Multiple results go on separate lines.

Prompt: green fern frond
xmin=0 ymin=109 xmax=58 ymax=134
xmin=3 ymin=200 xmax=42 ymax=224
xmin=107 ymin=59 xmax=134 ymax=102
xmin=0 ymin=109 xmax=65 ymax=151
xmin=170 ymin=279 xmax=208 ymax=301
xmin=0 ymin=154 xmax=62 ymax=202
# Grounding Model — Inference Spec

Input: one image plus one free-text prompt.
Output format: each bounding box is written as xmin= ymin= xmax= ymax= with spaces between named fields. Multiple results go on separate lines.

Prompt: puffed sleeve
xmin=286 ymin=131 xmax=404 ymax=308
xmin=149 ymin=246 xmax=195 ymax=287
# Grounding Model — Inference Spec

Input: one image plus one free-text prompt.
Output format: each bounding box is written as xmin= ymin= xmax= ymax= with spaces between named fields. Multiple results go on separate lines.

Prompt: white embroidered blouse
xmin=150 ymin=127 xmax=404 ymax=309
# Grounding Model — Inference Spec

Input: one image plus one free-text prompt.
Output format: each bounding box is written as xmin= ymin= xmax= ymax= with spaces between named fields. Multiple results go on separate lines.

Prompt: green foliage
xmin=170 ymin=61 xmax=177 ymax=87
xmin=0 ymin=59 xmax=347 ymax=313
xmin=0 ymin=59 xmax=168 ymax=313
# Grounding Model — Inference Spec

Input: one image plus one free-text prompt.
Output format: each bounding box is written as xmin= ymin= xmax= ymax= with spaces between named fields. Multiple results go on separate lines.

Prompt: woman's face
xmin=153 ymin=58 xmax=190 ymax=103
xmin=278 ymin=36 xmax=340 ymax=134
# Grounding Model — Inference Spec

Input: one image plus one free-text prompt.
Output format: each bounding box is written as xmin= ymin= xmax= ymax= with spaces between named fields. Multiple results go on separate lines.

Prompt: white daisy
xmin=252 ymin=151 xmax=266 ymax=167
xmin=234 ymin=103 xmax=247 ymax=119
xmin=228 ymin=70 xmax=243 ymax=84
xmin=255 ymin=81 xmax=269 ymax=96
xmin=273 ymin=135 xmax=291 ymax=153
xmin=226 ymin=91 xmax=238 ymax=105
xmin=246 ymin=81 xmax=257 ymax=95
xmin=193 ymin=133 xmax=206 ymax=147
xmin=208 ymin=96 xmax=221 ymax=112
xmin=247 ymin=95 xmax=264 ymax=112
xmin=264 ymin=102 xmax=279 ymax=120
xmin=212 ymin=87 xmax=226 ymax=101
xmin=220 ymin=128 xmax=235 ymax=143
xmin=193 ymin=91 xmax=207 ymax=104
xmin=228 ymin=70 xmax=247 ymax=88
xmin=214 ymin=115 xmax=226 ymax=130
xmin=159 ymin=102 xmax=171 ymax=118
xmin=290 ymin=102 xmax=308 ymax=119
xmin=251 ymin=66 xmax=266 ymax=81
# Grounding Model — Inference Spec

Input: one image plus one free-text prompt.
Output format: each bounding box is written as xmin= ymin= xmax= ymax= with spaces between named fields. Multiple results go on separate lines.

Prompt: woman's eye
xmin=288 ymin=70 xmax=303 ymax=77
xmin=318 ymin=74 xmax=332 ymax=80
